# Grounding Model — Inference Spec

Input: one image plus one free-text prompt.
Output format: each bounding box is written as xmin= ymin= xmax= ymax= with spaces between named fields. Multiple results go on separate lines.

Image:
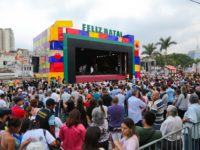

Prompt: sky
xmin=0 ymin=0 xmax=200 ymax=54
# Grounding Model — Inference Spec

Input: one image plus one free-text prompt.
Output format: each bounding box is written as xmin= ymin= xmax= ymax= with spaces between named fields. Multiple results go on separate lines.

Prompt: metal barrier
xmin=139 ymin=121 xmax=200 ymax=150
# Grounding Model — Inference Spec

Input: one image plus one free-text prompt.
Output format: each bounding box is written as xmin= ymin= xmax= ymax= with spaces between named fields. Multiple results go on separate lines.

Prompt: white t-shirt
xmin=22 ymin=129 xmax=55 ymax=150
xmin=51 ymin=93 xmax=60 ymax=103
xmin=0 ymin=99 xmax=7 ymax=108
xmin=55 ymin=117 xmax=63 ymax=138
xmin=121 ymin=134 xmax=139 ymax=150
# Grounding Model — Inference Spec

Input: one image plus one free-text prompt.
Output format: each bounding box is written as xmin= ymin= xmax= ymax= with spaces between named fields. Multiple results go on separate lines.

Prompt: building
xmin=0 ymin=49 xmax=33 ymax=79
xmin=33 ymin=20 xmax=140 ymax=83
xmin=188 ymin=50 xmax=200 ymax=60
xmin=0 ymin=28 xmax=15 ymax=52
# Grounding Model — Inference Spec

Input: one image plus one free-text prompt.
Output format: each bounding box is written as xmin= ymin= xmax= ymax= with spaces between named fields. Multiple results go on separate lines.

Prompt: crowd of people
xmin=0 ymin=73 xmax=199 ymax=150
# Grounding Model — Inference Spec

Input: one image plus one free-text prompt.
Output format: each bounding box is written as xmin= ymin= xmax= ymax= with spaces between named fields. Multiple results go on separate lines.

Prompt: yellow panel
xmin=54 ymin=20 xmax=73 ymax=28
xmin=49 ymin=25 xmax=58 ymax=41
xmin=48 ymin=72 xmax=64 ymax=83
xmin=135 ymin=65 xmax=140 ymax=72
xmin=89 ymin=32 xmax=99 ymax=38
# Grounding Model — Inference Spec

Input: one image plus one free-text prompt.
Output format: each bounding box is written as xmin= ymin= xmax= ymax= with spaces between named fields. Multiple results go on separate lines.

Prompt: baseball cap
xmin=11 ymin=107 xmax=25 ymax=119
xmin=0 ymin=108 xmax=12 ymax=117
xmin=46 ymin=98 xmax=56 ymax=106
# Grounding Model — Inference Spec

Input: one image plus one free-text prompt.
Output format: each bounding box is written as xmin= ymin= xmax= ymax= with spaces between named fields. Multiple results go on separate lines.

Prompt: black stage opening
xmin=75 ymin=48 xmax=128 ymax=75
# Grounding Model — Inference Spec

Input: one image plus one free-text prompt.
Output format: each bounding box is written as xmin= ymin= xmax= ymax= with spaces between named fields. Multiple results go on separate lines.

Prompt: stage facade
xmin=33 ymin=21 xmax=141 ymax=83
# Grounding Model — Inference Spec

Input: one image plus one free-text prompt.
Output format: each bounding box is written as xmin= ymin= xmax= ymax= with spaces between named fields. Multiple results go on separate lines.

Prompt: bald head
xmin=152 ymin=91 xmax=160 ymax=101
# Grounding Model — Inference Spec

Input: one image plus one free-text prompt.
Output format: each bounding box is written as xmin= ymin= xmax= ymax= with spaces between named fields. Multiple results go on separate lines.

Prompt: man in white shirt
xmin=160 ymin=105 xmax=182 ymax=143
xmin=128 ymin=89 xmax=147 ymax=126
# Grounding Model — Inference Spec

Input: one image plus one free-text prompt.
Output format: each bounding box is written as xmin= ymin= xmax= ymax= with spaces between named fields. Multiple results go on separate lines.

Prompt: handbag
xmin=43 ymin=129 xmax=61 ymax=150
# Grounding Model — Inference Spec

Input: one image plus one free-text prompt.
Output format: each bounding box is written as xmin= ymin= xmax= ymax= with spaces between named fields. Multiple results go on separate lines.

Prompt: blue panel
xmin=79 ymin=30 xmax=89 ymax=37
xmin=49 ymin=56 xmax=63 ymax=63
xmin=108 ymin=35 xmax=118 ymax=41
xmin=123 ymin=35 xmax=134 ymax=44
xmin=134 ymin=56 xmax=140 ymax=64
xmin=50 ymin=41 xmax=63 ymax=50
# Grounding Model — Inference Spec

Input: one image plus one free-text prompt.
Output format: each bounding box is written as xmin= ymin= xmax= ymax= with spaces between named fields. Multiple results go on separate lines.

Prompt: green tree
xmin=142 ymin=43 xmax=160 ymax=58
xmin=156 ymin=36 xmax=177 ymax=65
xmin=156 ymin=53 xmax=194 ymax=68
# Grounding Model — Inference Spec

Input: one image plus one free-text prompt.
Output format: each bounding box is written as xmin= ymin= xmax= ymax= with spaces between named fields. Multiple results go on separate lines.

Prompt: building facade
xmin=0 ymin=28 xmax=15 ymax=52
xmin=188 ymin=50 xmax=200 ymax=59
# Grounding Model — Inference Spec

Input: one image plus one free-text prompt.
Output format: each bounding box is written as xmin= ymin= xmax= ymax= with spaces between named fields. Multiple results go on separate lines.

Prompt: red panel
xmin=122 ymin=38 xmax=129 ymax=43
xmin=76 ymin=74 xmax=126 ymax=83
xmin=58 ymin=27 xmax=63 ymax=41
xmin=66 ymin=28 xmax=80 ymax=35
xmin=134 ymin=50 xmax=139 ymax=56
xmin=99 ymin=33 xmax=108 ymax=39
xmin=50 ymin=62 xmax=64 ymax=72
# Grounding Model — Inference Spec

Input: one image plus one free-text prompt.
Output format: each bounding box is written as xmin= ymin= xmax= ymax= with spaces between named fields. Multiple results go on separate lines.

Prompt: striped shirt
xmin=151 ymin=99 xmax=164 ymax=125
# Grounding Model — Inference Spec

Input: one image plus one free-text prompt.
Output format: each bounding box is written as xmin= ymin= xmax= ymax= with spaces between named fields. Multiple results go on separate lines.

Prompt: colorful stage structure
xmin=33 ymin=20 xmax=141 ymax=83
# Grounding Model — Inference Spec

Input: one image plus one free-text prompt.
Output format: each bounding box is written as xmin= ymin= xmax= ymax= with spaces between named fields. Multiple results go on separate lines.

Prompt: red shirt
xmin=59 ymin=124 xmax=86 ymax=150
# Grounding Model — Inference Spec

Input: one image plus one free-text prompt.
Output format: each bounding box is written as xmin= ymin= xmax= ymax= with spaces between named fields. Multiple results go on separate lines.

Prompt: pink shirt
xmin=59 ymin=124 xmax=86 ymax=150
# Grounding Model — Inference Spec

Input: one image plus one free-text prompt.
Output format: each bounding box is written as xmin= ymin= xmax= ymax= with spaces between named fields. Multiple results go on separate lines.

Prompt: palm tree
xmin=142 ymin=43 xmax=160 ymax=71
xmin=156 ymin=36 xmax=177 ymax=65
xmin=142 ymin=43 xmax=160 ymax=58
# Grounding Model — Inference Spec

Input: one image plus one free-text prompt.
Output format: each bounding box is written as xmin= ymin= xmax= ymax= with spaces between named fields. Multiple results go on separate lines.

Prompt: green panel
xmin=65 ymin=34 xmax=134 ymax=47
xmin=63 ymin=35 xmax=68 ymax=83
xmin=63 ymin=33 xmax=134 ymax=82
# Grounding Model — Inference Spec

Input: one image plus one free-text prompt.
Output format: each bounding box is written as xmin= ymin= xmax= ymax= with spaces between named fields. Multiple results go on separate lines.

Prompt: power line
xmin=190 ymin=0 xmax=200 ymax=5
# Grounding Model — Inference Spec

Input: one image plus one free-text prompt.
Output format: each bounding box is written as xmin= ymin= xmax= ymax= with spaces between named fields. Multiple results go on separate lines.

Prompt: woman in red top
xmin=59 ymin=109 xmax=86 ymax=150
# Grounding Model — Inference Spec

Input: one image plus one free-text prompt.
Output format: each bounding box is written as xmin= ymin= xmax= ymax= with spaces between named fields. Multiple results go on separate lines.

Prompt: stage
xmin=76 ymin=74 xmax=126 ymax=83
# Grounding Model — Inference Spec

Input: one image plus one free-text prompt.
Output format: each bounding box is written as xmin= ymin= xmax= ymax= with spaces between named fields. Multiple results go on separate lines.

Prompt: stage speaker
xmin=32 ymin=57 xmax=39 ymax=73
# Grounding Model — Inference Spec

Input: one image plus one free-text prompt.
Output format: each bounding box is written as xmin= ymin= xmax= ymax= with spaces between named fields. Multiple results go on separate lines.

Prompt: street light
xmin=190 ymin=0 xmax=200 ymax=4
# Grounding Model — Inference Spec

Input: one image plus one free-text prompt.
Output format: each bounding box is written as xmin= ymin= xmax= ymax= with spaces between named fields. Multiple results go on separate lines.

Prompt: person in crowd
xmin=160 ymin=105 xmax=182 ymax=150
xmin=93 ymin=87 xmax=101 ymax=101
xmin=128 ymin=89 xmax=147 ymax=126
xmin=136 ymin=111 xmax=162 ymax=146
xmin=101 ymin=88 xmax=112 ymax=107
xmin=0 ymin=94 xmax=7 ymax=108
xmin=183 ymin=93 xmax=200 ymax=150
xmin=30 ymin=99 xmax=40 ymax=120
xmin=91 ymin=99 xmax=109 ymax=150
xmin=0 ymin=118 xmax=31 ymax=150
xmin=62 ymin=98 xmax=75 ymax=122
xmin=83 ymin=126 xmax=104 ymax=150
xmin=150 ymin=91 xmax=165 ymax=130
xmin=0 ymin=108 xmax=12 ymax=130
xmin=166 ymin=83 xmax=175 ymax=105
xmin=76 ymin=96 xmax=88 ymax=128
xmin=71 ymin=87 xmax=80 ymax=106
xmin=36 ymin=98 xmax=56 ymax=137
xmin=174 ymin=86 xmax=189 ymax=118
xmin=108 ymin=97 xmax=124 ymax=149
xmin=43 ymin=91 xmax=51 ymax=107
xmin=114 ymin=118 xmax=139 ymax=150
xmin=84 ymin=93 xmax=92 ymax=108
xmin=21 ymin=119 xmax=58 ymax=150
xmin=159 ymin=84 xmax=168 ymax=119
xmin=86 ymin=99 xmax=97 ymax=124
xmin=59 ymin=109 xmax=86 ymax=150
xmin=116 ymin=87 xmax=125 ymax=108
xmin=11 ymin=96 xmax=26 ymax=119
